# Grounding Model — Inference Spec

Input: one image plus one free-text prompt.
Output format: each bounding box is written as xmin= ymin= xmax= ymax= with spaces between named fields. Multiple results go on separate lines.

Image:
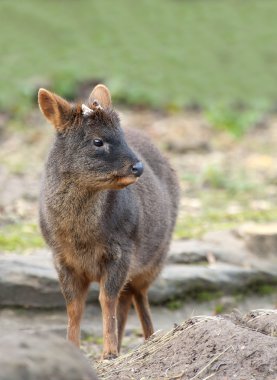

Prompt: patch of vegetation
xmin=164 ymin=286 xmax=276 ymax=308
xmin=202 ymin=166 xmax=258 ymax=193
xmin=249 ymin=283 xmax=277 ymax=296
xmin=175 ymin=164 xmax=277 ymax=241
xmin=174 ymin=206 xmax=277 ymax=240
xmin=206 ymin=104 xmax=266 ymax=137
xmin=0 ymin=156 xmax=28 ymax=175
xmin=166 ymin=299 xmax=184 ymax=311
xmin=132 ymin=329 xmax=144 ymax=338
xmin=82 ymin=335 xmax=103 ymax=345
xmin=0 ymin=222 xmax=44 ymax=252
xmin=195 ymin=291 xmax=223 ymax=303
xmin=256 ymin=284 xmax=276 ymax=296
xmin=164 ymin=291 xmax=226 ymax=308
xmin=214 ymin=303 xmax=225 ymax=315
xmin=0 ymin=0 xmax=277 ymax=114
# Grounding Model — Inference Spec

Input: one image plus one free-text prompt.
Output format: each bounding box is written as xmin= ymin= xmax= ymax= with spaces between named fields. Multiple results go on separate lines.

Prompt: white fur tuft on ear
xmin=82 ymin=104 xmax=93 ymax=116
xmin=91 ymin=99 xmax=103 ymax=110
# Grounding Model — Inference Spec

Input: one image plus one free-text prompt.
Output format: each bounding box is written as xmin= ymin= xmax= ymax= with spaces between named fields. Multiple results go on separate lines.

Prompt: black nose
xmin=131 ymin=161 xmax=144 ymax=177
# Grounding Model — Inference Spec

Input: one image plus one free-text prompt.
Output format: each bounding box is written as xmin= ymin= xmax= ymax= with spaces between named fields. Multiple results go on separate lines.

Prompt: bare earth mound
xmin=96 ymin=310 xmax=277 ymax=380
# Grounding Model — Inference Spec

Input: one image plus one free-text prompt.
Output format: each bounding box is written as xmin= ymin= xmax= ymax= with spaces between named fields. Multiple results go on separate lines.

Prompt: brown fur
xmin=38 ymin=84 xmax=179 ymax=359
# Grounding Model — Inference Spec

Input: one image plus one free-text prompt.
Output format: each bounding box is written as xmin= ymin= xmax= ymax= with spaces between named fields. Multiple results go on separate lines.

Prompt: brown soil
xmin=95 ymin=310 xmax=277 ymax=380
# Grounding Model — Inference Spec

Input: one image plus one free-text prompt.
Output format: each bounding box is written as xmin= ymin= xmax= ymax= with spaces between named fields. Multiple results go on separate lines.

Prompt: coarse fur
xmin=38 ymin=84 xmax=179 ymax=359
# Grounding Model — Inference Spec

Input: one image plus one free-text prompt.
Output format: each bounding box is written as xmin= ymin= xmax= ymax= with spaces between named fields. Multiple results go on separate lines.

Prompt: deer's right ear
xmin=38 ymin=89 xmax=72 ymax=132
xmin=89 ymin=84 xmax=112 ymax=109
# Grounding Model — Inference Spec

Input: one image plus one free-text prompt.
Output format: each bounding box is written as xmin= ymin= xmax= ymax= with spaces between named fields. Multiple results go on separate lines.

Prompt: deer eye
xmin=93 ymin=139 xmax=103 ymax=147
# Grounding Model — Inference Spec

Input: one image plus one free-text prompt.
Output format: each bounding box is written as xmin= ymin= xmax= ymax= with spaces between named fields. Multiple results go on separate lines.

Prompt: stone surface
xmin=1 ymin=233 xmax=277 ymax=308
xmin=0 ymin=331 xmax=97 ymax=380
xmin=0 ymin=252 xmax=99 ymax=308
xmin=238 ymin=222 xmax=277 ymax=257
xmin=150 ymin=263 xmax=277 ymax=304
xmin=0 ymin=252 xmax=62 ymax=308
xmin=168 ymin=240 xmax=208 ymax=263
xmin=168 ymin=238 xmax=248 ymax=265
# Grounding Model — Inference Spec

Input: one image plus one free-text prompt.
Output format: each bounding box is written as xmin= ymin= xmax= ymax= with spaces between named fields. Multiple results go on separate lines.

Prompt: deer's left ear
xmin=89 ymin=84 xmax=112 ymax=109
xmin=38 ymin=89 xmax=73 ymax=132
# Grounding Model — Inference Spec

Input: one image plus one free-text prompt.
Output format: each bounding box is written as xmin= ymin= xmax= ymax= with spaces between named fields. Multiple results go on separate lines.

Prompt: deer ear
xmin=89 ymin=84 xmax=112 ymax=109
xmin=38 ymin=89 xmax=72 ymax=131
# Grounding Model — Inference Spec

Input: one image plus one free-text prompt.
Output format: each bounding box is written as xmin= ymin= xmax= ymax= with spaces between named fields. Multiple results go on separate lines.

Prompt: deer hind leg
xmin=99 ymin=287 xmax=119 ymax=360
xmin=116 ymin=286 xmax=133 ymax=352
xmin=133 ymin=288 xmax=154 ymax=339
xmin=58 ymin=266 xmax=89 ymax=348
xmin=99 ymin=255 xmax=129 ymax=360
xmin=66 ymin=293 xmax=88 ymax=347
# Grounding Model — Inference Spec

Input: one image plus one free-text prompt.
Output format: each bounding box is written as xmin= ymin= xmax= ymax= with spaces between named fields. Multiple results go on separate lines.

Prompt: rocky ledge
xmin=0 ymin=228 xmax=276 ymax=308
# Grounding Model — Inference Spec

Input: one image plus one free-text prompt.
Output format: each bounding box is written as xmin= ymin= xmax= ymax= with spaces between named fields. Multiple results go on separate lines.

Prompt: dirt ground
xmin=96 ymin=310 xmax=277 ymax=380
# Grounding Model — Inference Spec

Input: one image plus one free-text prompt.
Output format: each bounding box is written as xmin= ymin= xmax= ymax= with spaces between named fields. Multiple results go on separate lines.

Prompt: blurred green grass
xmin=175 ymin=206 xmax=277 ymax=240
xmin=0 ymin=223 xmax=44 ymax=252
xmin=1 ymin=1 xmax=277 ymax=252
xmin=174 ymin=160 xmax=277 ymax=239
xmin=1 ymin=0 xmax=277 ymax=114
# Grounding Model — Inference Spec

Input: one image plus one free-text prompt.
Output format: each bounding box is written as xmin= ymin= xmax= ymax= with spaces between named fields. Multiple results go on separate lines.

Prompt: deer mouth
xmin=115 ymin=175 xmax=138 ymax=187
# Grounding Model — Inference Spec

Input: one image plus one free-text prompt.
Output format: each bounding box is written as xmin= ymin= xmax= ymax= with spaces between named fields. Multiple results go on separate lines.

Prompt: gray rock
xmin=0 ymin=331 xmax=97 ymax=380
xmin=203 ymin=229 xmax=246 ymax=251
xmin=150 ymin=263 xmax=277 ymax=304
xmin=0 ymin=252 xmax=62 ymax=308
xmin=237 ymin=223 xmax=277 ymax=258
xmin=0 ymin=252 xmax=99 ymax=308
xmin=168 ymin=237 xmax=249 ymax=266
xmin=1 ymin=247 xmax=277 ymax=308
xmin=168 ymin=240 xmax=208 ymax=264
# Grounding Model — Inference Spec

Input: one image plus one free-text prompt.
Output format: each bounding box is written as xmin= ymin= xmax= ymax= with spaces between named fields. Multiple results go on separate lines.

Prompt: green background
xmin=1 ymin=0 xmax=277 ymax=111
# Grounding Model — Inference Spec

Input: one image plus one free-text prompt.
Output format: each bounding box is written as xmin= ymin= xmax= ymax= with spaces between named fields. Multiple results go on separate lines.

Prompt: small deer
xmin=38 ymin=84 xmax=179 ymax=359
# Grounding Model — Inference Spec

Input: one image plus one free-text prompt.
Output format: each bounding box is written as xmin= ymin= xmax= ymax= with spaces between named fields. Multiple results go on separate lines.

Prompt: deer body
xmin=38 ymin=85 xmax=179 ymax=359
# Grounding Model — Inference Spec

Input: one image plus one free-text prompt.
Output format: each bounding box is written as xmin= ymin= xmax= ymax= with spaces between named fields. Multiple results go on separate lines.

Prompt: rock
xmin=0 ymin=251 xmax=62 ymax=308
xmin=168 ymin=240 xmax=208 ymax=263
xmin=238 ymin=223 xmax=277 ymax=257
xmin=0 ymin=251 xmax=99 ymax=308
xmin=0 ymin=331 xmax=97 ymax=380
xmin=203 ymin=229 xmax=245 ymax=248
xmin=150 ymin=263 xmax=277 ymax=304
xmin=168 ymin=237 xmax=249 ymax=265
xmin=0 ymin=246 xmax=277 ymax=308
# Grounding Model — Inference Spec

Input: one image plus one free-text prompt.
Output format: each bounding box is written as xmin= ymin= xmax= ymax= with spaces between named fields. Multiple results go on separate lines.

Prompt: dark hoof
xmin=101 ymin=352 xmax=118 ymax=361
